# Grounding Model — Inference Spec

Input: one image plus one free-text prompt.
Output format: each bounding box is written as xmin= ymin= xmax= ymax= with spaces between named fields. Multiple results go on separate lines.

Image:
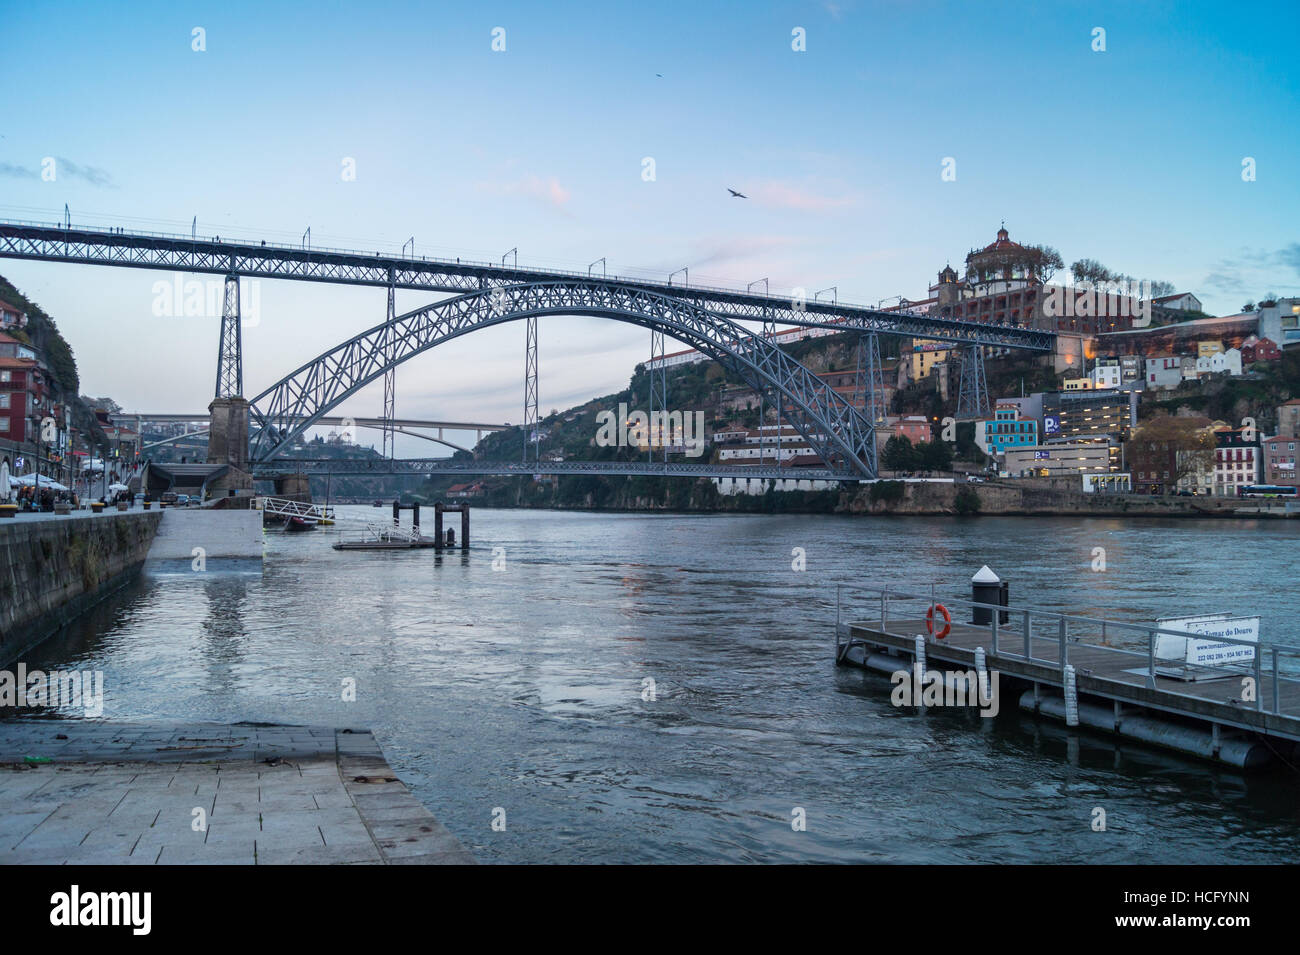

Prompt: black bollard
xmin=971 ymin=566 xmax=1009 ymax=625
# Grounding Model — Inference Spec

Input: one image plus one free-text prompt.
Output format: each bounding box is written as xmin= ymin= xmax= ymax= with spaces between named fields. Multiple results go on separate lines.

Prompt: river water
xmin=15 ymin=508 xmax=1300 ymax=863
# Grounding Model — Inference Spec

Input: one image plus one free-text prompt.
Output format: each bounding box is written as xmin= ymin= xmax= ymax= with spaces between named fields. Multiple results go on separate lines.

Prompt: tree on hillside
xmin=916 ymin=439 xmax=954 ymax=472
xmin=1028 ymin=244 xmax=1064 ymax=283
xmin=881 ymin=435 xmax=917 ymax=472
xmin=1071 ymin=258 xmax=1116 ymax=286
xmin=1129 ymin=414 xmax=1216 ymax=492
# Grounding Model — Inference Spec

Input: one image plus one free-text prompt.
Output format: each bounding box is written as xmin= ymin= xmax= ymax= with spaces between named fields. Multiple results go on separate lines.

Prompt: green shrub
xmin=869 ymin=480 xmax=906 ymax=504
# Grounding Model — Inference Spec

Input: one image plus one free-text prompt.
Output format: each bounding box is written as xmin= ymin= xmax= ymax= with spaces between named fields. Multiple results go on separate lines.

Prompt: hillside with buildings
xmin=0 ymin=275 xmax=112 ymax=485
xmin=415 ymin=224 xmax=1300 ymax=513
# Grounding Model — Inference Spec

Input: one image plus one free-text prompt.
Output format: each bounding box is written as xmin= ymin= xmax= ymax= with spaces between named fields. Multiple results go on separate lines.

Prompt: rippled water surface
xmin=17 ymin=508 xmax=1300 ymax=863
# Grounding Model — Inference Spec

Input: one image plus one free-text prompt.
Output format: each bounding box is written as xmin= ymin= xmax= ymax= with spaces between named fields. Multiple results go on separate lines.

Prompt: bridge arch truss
xmin=248 ymin=281 xmax=879 ymax=478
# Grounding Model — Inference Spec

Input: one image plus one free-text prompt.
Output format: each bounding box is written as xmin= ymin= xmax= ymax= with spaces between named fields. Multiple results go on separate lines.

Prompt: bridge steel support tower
xmin=215 ymin=272 xmax=242 ymax=398
xmin=208 ymin=268 xmax=253 ymax=490
xmin=759 ymin=314 xmax=782 ymax=471
xmin=523 ymin=315 xmax=539 ymax=465
xmin=383 ymin=275 xmax=396 ymax=459
xmin=956 ymin=344 xmax=990 ymax=419
xmin=855 ymin=332 xmax=885 ymax=425
xmin=649 ymin=329 xmax=667 ymax=463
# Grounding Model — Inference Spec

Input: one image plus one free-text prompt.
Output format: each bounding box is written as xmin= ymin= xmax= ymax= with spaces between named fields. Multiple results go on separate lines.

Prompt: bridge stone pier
xmin=206 ymin=396 xmax=254 ymax=495
xmin=272 ymin=473 xmax=312 ymax=502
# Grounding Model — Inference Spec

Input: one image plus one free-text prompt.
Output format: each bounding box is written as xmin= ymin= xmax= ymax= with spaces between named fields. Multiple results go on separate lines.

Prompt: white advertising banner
xmin=1156 ymin=613 xmax=1259 ymax=666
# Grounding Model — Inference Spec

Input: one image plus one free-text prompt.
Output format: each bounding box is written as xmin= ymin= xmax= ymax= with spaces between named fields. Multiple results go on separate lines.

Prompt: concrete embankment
xmin=145 ymin=507 xmax=263 ymax=563
xmin=0 ymin=511 xmax=161 ymax=666
xmin=840 ymin=480 xmax=1292 ymax=518
xmin=0 ymin=721 xmax=475 ymax=864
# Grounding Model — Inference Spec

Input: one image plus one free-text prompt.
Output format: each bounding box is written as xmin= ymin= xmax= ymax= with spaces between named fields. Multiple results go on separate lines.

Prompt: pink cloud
xmin=747 ymin=179 xmax=859 ymax=212
xmin=477 ymin=174 xmax=572 ymax=208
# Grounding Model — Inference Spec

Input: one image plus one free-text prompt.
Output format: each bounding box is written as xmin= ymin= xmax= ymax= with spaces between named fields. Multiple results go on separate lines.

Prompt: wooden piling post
xmin=461 ymin=505 xmax=469 ymax=549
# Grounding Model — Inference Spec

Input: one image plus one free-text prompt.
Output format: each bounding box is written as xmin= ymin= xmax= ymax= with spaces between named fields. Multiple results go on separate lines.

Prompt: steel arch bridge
xmin=248 ymin=280 xmax=879 ymax=477
xmin=0 ymin=217 xmax=1059 ymax=476
xmin=0 ymin=220 xmax=1055 ymax=351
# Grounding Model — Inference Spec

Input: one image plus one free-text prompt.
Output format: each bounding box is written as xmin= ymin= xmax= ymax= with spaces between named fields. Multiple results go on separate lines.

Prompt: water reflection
xmin=201 ymin=575 xmax=248 ymax=700
xmin=6 ymin=508 xmax=1300 ymax=863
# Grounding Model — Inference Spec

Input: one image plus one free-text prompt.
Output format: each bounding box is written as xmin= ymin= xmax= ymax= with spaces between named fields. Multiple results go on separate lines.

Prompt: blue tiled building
xmin=977 ymin=403 xmax=1037 ymax=456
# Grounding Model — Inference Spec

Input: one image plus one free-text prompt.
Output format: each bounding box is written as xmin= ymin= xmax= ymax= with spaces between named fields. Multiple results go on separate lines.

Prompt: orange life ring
xmin=926 ymin=603 xmax=952 ymax=640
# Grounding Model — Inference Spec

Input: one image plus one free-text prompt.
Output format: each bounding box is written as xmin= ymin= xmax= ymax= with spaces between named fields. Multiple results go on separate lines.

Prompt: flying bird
xmin=727 ymin=188 xmax=748 ymax=198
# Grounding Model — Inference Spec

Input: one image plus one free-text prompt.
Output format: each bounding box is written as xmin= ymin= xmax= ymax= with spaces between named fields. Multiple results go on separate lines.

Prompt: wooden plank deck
xmin=842 ymin=617 xmax=1300 ymax=743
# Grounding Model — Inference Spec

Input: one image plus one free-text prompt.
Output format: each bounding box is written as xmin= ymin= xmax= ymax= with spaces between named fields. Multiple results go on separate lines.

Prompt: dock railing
xmin=258 ymin=497 xmax=334 ymax=521
xmin=836 ymin=584 xmax=1300 ymax=719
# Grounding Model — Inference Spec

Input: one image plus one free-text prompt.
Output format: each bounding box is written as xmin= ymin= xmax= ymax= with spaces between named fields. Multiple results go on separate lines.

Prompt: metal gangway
xmin=256 ymin=496 xmax=336 ymax=523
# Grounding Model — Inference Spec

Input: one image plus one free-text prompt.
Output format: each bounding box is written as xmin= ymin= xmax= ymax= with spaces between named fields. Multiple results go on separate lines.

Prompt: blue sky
xmin=1 ymin=0 xmax=1297 ymax=451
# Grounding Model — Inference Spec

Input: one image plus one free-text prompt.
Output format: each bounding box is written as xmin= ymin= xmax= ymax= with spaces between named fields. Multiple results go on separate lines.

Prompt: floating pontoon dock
xmin=836 ymin=585 xmax=1300 ymax=769
xmin=332 ymin=523 xmax=439 ymax=550
xmin=331 ymin=501 xmax=471 ymax=551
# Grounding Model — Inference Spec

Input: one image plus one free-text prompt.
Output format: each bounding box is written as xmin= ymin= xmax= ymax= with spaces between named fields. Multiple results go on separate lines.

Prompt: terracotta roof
xmin=781 ymin=453 xmax=827 ymax=468
xmin=970 ymin=226 xmax=1027 ymax=257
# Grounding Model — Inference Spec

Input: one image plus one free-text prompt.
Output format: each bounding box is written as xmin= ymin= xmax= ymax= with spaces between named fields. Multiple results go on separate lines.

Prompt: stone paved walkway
xmin=0 ymin=721 xmax=475 ymax=865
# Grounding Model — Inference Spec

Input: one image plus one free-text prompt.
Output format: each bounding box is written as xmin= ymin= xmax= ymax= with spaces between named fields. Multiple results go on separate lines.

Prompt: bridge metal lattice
xmin=250 ymin=458 xmax=857 ymax=481
xmin=854 ymin=332 xmax=885 ymax=425
xmin=523 ymin=315 xmax=539 ymax=464
xmin=0 ymin=221 xmax=1054 ymax=351
xmin=216 ymin=273 xmax=242 ymax=398
xmin=382 ymin=276 xmax=396 ymax=459
xmin=956 ymin=344 xmax=990 ymax=419
xmin=648 ymin=328 xmax=666 ymax=463
xmin=246 ymin=280 xmax=879 ymax=478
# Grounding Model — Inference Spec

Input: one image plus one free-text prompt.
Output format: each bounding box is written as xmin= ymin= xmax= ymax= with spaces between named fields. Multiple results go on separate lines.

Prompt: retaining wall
xmin=0 ymin=511 xmax=161 ymax=666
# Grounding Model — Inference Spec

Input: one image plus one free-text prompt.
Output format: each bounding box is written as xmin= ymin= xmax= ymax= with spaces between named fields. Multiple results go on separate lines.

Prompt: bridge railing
xmin=0 ymin=217 xmax=983 ymax=325
xmin=836 ymin=583 xmax=1300 ymax=719
xmin=257 ymin=496 xmax=334 ymax=520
